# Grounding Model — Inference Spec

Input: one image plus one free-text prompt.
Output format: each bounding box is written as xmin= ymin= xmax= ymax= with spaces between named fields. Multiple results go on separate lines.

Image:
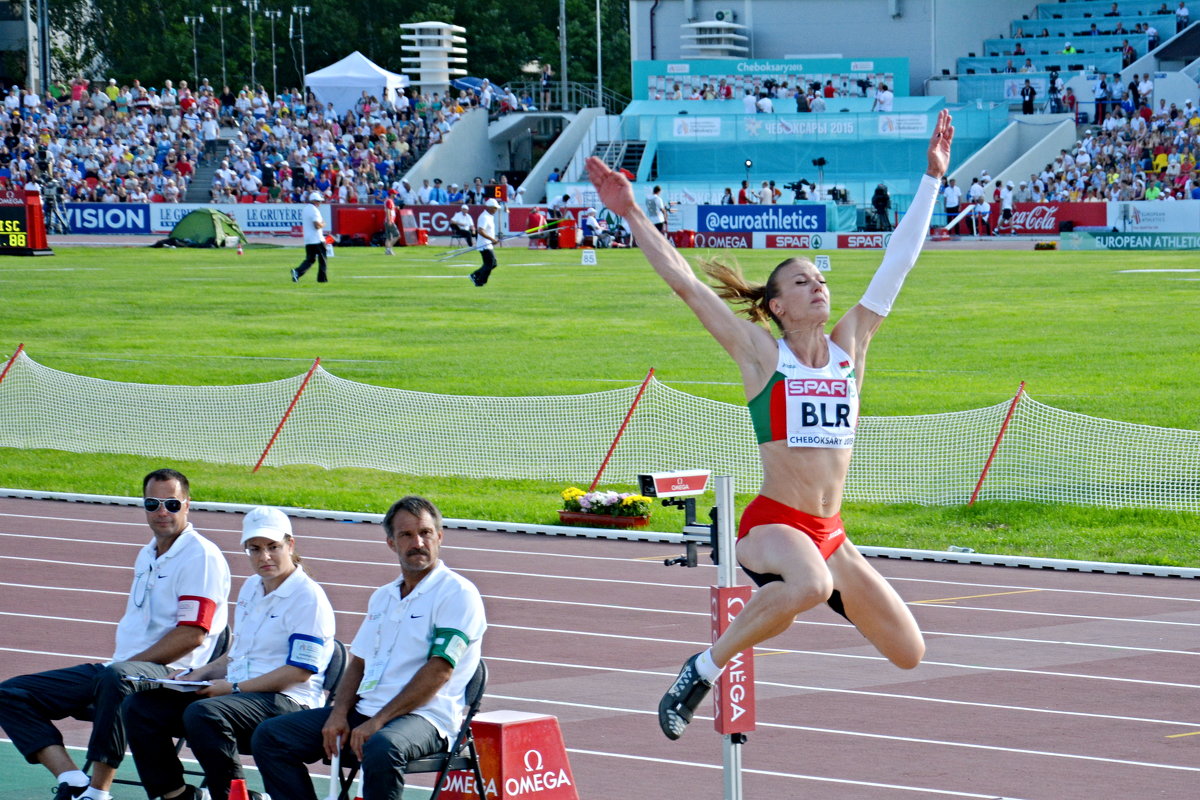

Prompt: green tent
xmin=164 ymin=208 xmax=248 ymax=248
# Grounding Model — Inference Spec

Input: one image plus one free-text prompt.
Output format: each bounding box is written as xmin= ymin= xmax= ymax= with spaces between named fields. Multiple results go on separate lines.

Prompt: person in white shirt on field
xmin=469 ymin=198 xmax=503 ymax=286
xmin=292 ymin=191 xmax=329 ymax=284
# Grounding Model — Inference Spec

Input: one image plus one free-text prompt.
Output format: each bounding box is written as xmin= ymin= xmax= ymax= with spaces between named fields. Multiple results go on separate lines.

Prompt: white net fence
xmin=2 ymin=350 xmax=1199 ymax=511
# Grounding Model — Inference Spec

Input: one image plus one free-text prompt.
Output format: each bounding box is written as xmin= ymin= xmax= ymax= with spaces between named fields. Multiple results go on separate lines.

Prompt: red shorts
xmin=737 ymin=495 xmax=848 ymax=560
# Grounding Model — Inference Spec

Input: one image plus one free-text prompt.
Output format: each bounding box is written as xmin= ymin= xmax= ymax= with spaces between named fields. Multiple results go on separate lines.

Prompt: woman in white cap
xmin=123 ymin=507 xmax=336 ymax=800
xmin=293 ymin=190 xmax=329 ymax=283
xmin=587 ymin=109 xmax=954 ymax=740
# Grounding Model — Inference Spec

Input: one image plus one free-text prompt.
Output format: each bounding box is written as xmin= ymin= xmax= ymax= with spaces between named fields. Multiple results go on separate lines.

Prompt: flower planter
xmin=558 ymin=510 xmax=651 ymax=529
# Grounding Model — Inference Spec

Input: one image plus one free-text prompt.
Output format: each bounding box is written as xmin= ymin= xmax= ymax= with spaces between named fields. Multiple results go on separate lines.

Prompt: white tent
xmin=305 ymin=51 xmax=409 ymax=115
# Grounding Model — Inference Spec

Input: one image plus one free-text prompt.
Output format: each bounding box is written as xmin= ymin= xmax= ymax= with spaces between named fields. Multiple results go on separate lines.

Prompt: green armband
xmin=429 ymin=628 xmax=471 ymax=667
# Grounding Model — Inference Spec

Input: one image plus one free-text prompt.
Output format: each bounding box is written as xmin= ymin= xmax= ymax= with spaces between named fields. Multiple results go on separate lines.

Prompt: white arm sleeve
xmin=859 ymin=173 xmax=941 ymax=316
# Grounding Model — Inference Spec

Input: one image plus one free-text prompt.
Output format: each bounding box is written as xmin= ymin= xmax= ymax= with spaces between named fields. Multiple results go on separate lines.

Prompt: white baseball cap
xmin=241 ymin=506 xmax=292 ymax=545
xmin=309 ymin=191 xmax=324 ymax=202
xmin=461 ymin=204 xmax=469 ymax=210
xmin=485 ymin=198 xmax=500 ymax=209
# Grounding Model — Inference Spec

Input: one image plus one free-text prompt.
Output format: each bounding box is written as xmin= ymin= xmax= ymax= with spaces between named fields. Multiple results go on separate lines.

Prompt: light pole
xmin=292 ymin=6 xmax=310 ymax=92
xmin=559 ymin=0 xmax=568 ymax=110
xmin=263 ymin=9 xmax=281 ymax=99
xmin=596 ymin=0 xmax=603 ymax=108
xmin=184 ymin=14 xmax=205 ymax=91
xmin=212 ymin=6 xmax=231 ymax=88
xmin=242 ymin=0 xmax=259 ymax=89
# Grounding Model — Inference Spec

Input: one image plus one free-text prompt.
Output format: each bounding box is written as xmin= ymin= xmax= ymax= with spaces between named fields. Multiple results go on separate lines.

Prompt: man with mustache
xmin=253 ymin=496 xmax=487 ymax=800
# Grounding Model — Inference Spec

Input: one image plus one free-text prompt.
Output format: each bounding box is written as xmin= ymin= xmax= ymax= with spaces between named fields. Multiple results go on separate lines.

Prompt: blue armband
xmin=287 ymin=633 xmax=324 ymax=673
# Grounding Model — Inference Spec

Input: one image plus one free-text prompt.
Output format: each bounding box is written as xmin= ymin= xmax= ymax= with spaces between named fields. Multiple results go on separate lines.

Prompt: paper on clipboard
xmin=123 ymin=676 xmax=213 ymax=692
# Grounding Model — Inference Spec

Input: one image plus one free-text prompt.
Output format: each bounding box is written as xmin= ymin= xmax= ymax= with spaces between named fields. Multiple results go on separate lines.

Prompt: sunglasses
xmin=143 ymin=497 xmax=184 ymax=513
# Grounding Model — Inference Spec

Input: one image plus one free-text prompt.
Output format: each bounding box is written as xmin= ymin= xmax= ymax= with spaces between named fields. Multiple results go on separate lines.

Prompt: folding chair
xmin=335 ymin=659 xmax=488 ymax=800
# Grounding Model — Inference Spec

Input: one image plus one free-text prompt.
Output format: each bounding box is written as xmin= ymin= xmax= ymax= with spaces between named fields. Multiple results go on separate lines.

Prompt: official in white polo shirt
xmin=124 ymin=506 xmax=334 ymax=800
xmin=0 ymin=468 xmax=230 ymax=800
xmin=253 ymin=495 xmax=486 ymax=800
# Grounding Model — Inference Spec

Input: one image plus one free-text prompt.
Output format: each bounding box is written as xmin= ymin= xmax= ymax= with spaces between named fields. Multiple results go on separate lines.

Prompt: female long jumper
xmin=586 ymin=110 xmax=955 ymax=740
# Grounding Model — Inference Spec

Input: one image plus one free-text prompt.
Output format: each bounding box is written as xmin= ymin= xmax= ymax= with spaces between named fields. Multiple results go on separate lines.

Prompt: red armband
xmin=176 ymin=595 xmax=217 ymax=630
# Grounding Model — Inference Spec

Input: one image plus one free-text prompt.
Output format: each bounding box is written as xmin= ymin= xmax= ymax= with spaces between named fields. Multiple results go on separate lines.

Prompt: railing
xmin=505 ymin=81 xmax=631 ymax=115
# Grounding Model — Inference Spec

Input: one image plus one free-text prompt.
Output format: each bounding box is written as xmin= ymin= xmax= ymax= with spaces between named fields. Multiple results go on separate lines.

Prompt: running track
xmin=0 ymin=496 xmax=1198 ymax=800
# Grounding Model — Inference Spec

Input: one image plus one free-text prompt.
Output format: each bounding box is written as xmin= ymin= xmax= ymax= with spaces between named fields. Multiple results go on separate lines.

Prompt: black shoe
xmin=468 ymin=273 xmax=483 ymax=286
xmin=52 ymin=783 xmax=86 ymax=800
xmin=658 ymin=653 xmax=712 ymax=740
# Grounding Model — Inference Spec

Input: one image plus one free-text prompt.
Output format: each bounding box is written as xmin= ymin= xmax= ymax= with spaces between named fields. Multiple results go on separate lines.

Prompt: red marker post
xmin=711 ymin=475 xmax=752 ymax=800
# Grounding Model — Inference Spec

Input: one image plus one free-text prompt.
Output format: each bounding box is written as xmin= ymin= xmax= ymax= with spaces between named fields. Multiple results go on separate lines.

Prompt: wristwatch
xmin=231 ymin=682 xmax=241 ymax=694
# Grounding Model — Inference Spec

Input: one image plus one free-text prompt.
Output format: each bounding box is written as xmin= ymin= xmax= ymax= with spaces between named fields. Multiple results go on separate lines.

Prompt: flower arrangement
xmin=561 ymin=487 xmax=653 ymax=518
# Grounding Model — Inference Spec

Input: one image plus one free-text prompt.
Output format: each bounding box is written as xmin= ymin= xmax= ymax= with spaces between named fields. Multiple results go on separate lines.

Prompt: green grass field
xmin=1 ymin=242 xmax=1198 ymax=565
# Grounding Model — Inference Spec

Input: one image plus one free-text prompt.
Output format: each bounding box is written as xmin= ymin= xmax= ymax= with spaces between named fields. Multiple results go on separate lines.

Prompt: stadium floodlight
xmin=184 ymin=15 xmax=205 ymax=91
xmin=212 ymin=6 xmax=232 ymax=89
xmin=744 ymin=158 xmax=752 ymax=182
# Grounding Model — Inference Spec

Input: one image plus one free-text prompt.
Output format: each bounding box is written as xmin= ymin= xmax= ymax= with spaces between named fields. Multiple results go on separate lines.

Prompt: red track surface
xmin=1 ymin=496 xmax=1199 ymax=799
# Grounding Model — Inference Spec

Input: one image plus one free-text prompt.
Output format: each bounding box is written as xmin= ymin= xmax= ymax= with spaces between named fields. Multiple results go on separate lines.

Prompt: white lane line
xmin=566 ymin=747 xmax=1031 ymax=800
xmin=489 ymin=693 xmax=1200 ymax=774
xmin=481 ymin=624 xmax=1200 ymax=689
xmin=481 ymin=655 xmax=1200 ymax=729
xmin=892 ymin=575 xmax=1200 ymax=604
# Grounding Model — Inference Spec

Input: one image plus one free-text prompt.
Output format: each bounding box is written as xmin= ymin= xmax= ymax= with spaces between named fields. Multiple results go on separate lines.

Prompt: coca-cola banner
xmin=988 ymin=203 xmax=1108 ymax=234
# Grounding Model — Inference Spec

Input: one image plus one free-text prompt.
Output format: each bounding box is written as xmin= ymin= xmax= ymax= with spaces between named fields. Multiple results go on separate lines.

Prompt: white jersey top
xmin=749 ymin=337 xmax=860 ymax=449
xmin=226 ymin=567 xmax=336 ymax=708
xmin=113 ymin=525 xmax=231 ymax=669
xmin=350 ymin=562 xmax=486 ymax=739
xmin=645 ymin=194 xmax=666 ymax=224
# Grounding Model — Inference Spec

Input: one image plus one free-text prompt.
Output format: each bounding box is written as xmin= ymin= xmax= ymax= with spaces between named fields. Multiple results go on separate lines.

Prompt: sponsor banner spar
xmin=695 ymin=231 xmax=891 ymax=249
xmin=987 ymin=202 xmax=1107 ymax=234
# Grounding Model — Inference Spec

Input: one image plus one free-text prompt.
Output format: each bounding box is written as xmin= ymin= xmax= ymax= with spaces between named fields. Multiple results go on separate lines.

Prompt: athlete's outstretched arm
xmin=586 ymin=157 xmax=770 ymax=362
xmin=834 ymin=109 xmax=954 ymax=362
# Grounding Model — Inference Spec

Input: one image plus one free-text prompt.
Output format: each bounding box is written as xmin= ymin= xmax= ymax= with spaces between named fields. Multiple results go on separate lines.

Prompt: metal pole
xmin=264 ymin=9 xmax=281 ymax=100
xmin=293 ymin=6 xmax=310 ymax=90
xmin=243 ymin=0 xmax=258 ymax=88
xmin=184 ymin=15 xmax=205 ymax=91
xmin=37 ymin=0 xmax=50 ymax=92
xmin=713 ymin=475 xmax=743 ymax=800
xmin=596 ymin=0 xmax=603 ymax=108
xmin=213 ymin=6 xmax=231 ymax=88
xmin=23 ymin=0 xmax=33 ymax=91
xmin=559 ymin=0 xmax=568 ymax=110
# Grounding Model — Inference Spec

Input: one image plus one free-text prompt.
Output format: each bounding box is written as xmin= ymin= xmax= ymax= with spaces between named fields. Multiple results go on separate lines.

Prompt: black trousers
xmin=0 ymin=661 xmax=170 ymax=768
xmin=252 ymin=706 xmax=444 ymax=800
xmin=944 ymin=204 xmax=961 ymax=233
xmin=451 ymin=225 xmax=475 ymax=246
xmin=469 ymin=249 xmax=498 ymax=285
xmin=296 ymin=243 xmax=328 ymax=282
xmin=123 ymin=688 xmax=303 ymax=800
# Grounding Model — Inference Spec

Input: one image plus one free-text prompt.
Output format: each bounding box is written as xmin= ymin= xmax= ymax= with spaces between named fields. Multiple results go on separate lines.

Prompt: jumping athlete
xmin=586 ymin=109 xmax=954 ymax=740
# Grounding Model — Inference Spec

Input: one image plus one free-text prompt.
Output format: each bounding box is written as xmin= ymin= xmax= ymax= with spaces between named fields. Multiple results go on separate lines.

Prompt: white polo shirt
xmin=350 ymin=562 xmax=486 ymax=739
xmin=302 ymin=203 xmax=325 ymax=245
xmin=226 ymin=567 xmax=335 ymax=708
xmin=476 ymin=211 xmax=496 ymax=252
xmin=113 ymin=525 xmax=231 ymax=670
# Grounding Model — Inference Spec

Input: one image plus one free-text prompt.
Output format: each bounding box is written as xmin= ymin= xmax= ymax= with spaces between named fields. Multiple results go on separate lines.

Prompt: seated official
xmin=252 ymin=496 xmax=487 ymax=800
xmin=449 ymin=204 xmax=475 ymax=246
xmin=0 ymin=469 xmax=230 ymax=800
xmin=123 ymin=506 xmax=335 ymax=800
xmin=580 ymin=208 xmax=600 ymax=247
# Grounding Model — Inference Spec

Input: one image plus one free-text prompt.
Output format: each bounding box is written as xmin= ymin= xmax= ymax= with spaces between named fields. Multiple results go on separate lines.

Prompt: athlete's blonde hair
xmin=701 ymin=256 xmax=815 ymax=327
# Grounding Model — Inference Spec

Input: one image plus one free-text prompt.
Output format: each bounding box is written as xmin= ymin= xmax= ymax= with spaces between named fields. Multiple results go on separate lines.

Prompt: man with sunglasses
xmin=0 ymin=468 xmax=231 ymax=800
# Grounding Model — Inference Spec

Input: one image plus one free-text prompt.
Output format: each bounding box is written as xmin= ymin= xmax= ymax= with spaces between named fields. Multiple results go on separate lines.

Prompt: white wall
xmin=629 ymin=0 xmax=1033 ymax=94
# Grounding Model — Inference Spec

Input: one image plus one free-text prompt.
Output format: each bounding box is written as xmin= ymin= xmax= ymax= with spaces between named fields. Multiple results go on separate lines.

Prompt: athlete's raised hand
xmin=586 ymin=156 xmax=637 ymax=217
xmin=926 ymin=109 xmax=955 ymax=179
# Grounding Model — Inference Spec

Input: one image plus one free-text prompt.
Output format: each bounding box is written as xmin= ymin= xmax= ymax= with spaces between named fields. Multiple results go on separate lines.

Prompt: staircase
xmin=590 ymin=140 xmax=647 ymax=176
xmin=183 ymin=125 xmax=238 ymax=204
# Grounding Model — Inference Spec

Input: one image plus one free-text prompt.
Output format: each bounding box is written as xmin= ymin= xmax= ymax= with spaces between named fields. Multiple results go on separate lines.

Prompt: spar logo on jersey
xmin=784 ymin=379 xmax=848 ymax=397
xmin=766 ymin=233 xmax=822 ymax=248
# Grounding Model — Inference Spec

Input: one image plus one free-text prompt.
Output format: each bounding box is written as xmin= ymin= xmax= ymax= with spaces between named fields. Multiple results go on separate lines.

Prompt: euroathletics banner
xmin=1105 ymin=201 xmax=1200 ymax=233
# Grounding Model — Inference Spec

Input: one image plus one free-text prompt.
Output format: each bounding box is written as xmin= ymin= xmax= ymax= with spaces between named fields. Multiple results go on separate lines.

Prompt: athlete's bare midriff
xmin=757 ymin=441 xmax=852 ymax=517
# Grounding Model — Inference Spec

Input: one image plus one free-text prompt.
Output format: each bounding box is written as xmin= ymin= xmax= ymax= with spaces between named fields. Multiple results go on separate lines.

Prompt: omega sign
xmin=503 ymin=749 xmax=573 ymax=796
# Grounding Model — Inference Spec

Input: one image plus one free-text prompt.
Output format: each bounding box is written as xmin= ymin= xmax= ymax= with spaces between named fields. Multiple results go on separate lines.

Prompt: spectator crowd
xmin=1 ymin=73 xmax=526 ymax=206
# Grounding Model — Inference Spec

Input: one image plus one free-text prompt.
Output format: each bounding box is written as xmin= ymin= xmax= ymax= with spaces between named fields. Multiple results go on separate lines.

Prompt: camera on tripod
xmin=785 ymin=178 xmax=815 ymax=199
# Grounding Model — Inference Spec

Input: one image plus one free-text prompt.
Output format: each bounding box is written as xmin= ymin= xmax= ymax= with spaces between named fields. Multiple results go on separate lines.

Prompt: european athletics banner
xmin=697 ymin=204 xmax=827 ymax=234
xmin=1061 ymin=231 xmax=1200 ymax=250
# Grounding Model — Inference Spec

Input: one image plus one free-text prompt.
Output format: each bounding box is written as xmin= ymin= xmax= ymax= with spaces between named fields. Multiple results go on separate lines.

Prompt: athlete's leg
xmin=826 ymin=544 xmax=924 ymax=669
xmin=710 ymin=524 xmax=832 ymax=667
